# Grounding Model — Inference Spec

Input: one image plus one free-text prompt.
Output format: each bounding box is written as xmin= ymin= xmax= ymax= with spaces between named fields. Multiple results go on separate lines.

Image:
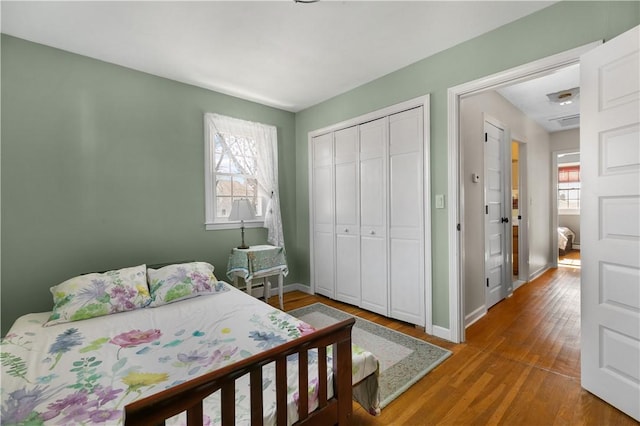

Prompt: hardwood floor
xmin=559 ymin=248 xmax=581 ymax=268
xmin=269 ymin=263 xmax=638 ymax=425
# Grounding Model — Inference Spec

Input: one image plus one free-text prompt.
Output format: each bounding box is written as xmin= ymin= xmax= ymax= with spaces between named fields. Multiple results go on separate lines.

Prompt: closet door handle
xmin=370 ymin=230 xmax=376 ymax=235
xmin=344 ymin=228 xmax=349 ymax=232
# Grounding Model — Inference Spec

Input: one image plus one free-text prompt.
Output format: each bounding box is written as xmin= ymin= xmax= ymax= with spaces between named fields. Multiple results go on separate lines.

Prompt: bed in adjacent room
xmin=558 ymin=226 xmax=576 ymax=255
xmin=0 ymin=262 xmax=380 ymax=425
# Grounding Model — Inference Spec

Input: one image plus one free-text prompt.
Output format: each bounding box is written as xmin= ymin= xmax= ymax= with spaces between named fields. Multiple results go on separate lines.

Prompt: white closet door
xmin=389 ymin=107 xmax=425 ymax=326
xmin=312 ymin=133 xmax=335 ymax=298
xmin=334 ymin=126 xmax=361 ymax=306
xmin=360 ymin=118 xmax=388 ymax=315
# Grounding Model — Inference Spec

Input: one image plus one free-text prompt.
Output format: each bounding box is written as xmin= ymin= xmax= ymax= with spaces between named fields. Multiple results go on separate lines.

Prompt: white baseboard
xmin=284 ymin=283 xmax=312 ymax=294
xmin=529 ymin=264 xmax=550 ymax=282
xmin=573 ymin=244 xmax=580 ymax=250
xmin=432 ymin=325 xmax=451 ymax=341
xmin=465 ymin=305 xmax=486 ymax=328
xmin=262 ymin=283 xmax=311 ymax=297
xmin=513 ymin=279 xmax=526 ymax=291
xmin=280 ymin=284 xmax=457 ymax=343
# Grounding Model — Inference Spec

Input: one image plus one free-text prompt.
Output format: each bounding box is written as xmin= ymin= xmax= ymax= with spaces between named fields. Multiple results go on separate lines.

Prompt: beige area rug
xmin=289 ymin=303 xmax=452 ymax=408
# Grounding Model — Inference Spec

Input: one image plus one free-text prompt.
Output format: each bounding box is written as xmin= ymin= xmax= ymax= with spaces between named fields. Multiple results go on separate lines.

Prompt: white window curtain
xmin=206 ymin=113 xmax=285 ymax=248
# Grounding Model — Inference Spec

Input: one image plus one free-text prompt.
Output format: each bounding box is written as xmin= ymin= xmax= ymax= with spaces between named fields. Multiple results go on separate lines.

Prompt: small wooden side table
xmin=226 ymin=245 xmax=288 ymax=310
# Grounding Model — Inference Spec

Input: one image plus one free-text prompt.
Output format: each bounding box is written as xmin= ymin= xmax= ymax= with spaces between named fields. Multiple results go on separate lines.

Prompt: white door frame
xmin=446 ymin=41 xmax=601 ymax=343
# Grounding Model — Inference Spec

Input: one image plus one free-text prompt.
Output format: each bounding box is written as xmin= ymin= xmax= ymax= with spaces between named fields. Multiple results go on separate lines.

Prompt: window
xmin=204 ymin=113 xmax=285 ymax=247
xmin=558 ymin=164 xmax=580 ymax=214
xmin=212 ymin=132 xmax=262 ymax=220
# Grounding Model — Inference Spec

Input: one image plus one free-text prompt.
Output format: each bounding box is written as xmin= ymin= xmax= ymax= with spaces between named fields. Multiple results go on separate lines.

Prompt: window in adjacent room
xmin=558 ymin=163 xmax=580 ymax=214
xmin=204 ymin=113 xmax=285 ymax=247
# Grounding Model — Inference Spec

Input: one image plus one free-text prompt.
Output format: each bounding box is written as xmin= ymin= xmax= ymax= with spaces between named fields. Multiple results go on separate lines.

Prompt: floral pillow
xmin=45 ymin=264 xmax=151 ymax=326
xmin=147 ymin=261 xmax=228 ymax=307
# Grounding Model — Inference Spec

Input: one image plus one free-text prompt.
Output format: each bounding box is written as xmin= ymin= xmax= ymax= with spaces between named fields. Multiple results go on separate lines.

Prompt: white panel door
xmin=580 ymin=25 xmax=640 ymax=421
xmin=312 ymin=133 xmax=335 ymax=298
xmin=360 ymin=117 xmax=388 ymax=316
xmin=484 ymin=121 xmax=508 ymax=309
xmin=389 ymin=107 xmax=425 ymax=326
xmin=334 ymin=126 xmax=361 ymax=306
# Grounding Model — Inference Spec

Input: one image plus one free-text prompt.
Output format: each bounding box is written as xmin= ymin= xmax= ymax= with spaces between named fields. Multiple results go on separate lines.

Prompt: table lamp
xmin=229 ymin=199 xmax=255 ymax=249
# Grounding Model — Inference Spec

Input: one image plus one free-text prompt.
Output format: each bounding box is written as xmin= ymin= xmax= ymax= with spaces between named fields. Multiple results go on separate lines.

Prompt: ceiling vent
xmin=547 ymin=87 xmax=580 ymax=105
xmin=549 ymin=114 xmax=580 ymax=127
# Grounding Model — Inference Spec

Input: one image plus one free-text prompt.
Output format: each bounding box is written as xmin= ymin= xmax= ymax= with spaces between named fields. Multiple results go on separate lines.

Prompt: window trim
xmin=205 ymin=220 xmax=264 ymax=231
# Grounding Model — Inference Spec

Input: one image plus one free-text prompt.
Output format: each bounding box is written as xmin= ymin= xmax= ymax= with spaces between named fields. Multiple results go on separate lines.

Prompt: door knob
xmin=370 ymin=230 xmax=375 ymax=235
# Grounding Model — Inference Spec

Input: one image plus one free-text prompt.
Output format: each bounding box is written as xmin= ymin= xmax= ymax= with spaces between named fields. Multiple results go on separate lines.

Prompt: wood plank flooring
xmin=268 ymin=261 xmax=638 ymax=425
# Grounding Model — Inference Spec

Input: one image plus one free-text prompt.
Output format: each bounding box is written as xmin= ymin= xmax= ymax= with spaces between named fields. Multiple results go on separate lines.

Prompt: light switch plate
xmin=435 ymin=194 xmax=445 ymax=209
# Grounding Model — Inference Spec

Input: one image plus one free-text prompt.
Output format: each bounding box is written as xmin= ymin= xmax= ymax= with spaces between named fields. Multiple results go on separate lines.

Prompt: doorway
xmin=511 ymin=140 xmax=527 ymax=289
xmin=553 ymin=150 xmax=581 ymax=269
xmin=447 ymin=41 xmax=601 ymax=344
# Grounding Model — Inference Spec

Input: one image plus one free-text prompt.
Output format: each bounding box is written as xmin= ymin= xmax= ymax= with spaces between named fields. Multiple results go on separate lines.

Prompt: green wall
xmin=293 ymin=1 xmax=639 ymax=328
xmin=1 ymin=1 xmax=638 ymax=335
xmin=1 ymin=35 xmax=296 ymax=334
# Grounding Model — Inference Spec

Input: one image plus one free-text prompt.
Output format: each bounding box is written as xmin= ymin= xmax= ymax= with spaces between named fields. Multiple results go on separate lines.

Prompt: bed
xmin=0 ymin=262 xmax=380 ymax=425
xmin=558 ymin=226 xmax=576 ymax=255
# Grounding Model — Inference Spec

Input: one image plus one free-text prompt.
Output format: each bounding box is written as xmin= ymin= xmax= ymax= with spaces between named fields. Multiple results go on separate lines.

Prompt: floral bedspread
xmin=1 ymin=284 xmax=379 ymax=425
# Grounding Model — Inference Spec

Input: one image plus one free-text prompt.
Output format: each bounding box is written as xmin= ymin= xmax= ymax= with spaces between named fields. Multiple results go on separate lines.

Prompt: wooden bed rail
xmin=124 ymin=317 xmax=355 ymax=426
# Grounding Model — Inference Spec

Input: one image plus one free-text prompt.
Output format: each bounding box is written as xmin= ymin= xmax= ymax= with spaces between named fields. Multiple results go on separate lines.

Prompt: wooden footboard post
xmin=334 ymin=337 xmax=353 ymax=425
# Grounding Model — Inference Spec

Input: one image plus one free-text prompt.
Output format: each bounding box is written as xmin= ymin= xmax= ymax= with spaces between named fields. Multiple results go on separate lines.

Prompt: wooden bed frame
xmin=124 ymin=317 xmax=356 ymax=426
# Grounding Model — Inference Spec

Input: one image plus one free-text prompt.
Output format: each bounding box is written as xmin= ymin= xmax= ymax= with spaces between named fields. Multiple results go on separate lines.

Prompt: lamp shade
xmin=229 ymin=199 xmax=256 ymax=221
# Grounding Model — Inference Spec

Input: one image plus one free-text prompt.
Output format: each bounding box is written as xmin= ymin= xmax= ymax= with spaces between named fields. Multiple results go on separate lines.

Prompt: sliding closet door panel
xmin=335 ymin=162 xmax=358 ymax=228
xmin=360 ymin=118 xmax=387 ymax=233
xmin=334 ymin=126 xmax=361 ymax=306
xmin=390 ymin=153 xmax=422 ymax=232
xmin=336 ymin=233 xmax=360 ymax=305
xmin=335 ymin=126 xmax=359 ymax=228
xmin=360 ymin=118 xmax=388 ymax=315
xmin=312 ymin=133 xmax=335 ymax=298
xmin=360 ymin=235 xmax=387 ymax=314
xmin=314 ymin=166 xmax=333 ymax=228
xmin=335 ymin=160 xmax=360 ymax=305
xmin=389 ymin=107 xmax=425 ymax=326
xmin=334 ymin=126 xmax=358 ymax=162
xmin=360 ymin=157 xmax=384 ymax=231
xmin=390 ymin=238 xmax=423 ymax=322
xmin=314 ymin=231 xmax=334 ymax=297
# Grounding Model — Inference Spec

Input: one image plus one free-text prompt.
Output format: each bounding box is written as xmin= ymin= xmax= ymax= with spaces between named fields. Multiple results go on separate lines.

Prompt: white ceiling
xmin=1 ymin=1 xmax=556 ymax=112
xmin=497 ymin=64 xmax=581 ymax=132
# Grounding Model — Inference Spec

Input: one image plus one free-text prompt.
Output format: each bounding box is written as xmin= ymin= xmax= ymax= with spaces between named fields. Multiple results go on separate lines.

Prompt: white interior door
xmin=389 ymin=107 xmax=425 ymax=326
xmin=360 ymin=117 xmax=388 ymax=316
xmin=580 ymin=25 xmax=640 ymax=421
xmin=311 ymin=133 xmax=335 ymax=298
xmin=484 ymin=120 xmax=509 ymax=309
xmin=334 ymin=126 xmax=361 ymax=306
